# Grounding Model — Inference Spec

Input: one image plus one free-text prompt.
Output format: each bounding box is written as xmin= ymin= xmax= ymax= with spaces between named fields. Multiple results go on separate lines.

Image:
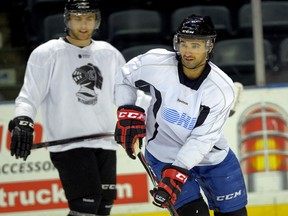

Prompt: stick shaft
xmin=31 ymin=133 xmax=114 ymax=149
xmin=230 ymin=82 xmax=243 ymax=117
xmin=137 ymin=151 xmax=179 ymax=216
xmin=137 ymin=152 xmax=158 ymax=187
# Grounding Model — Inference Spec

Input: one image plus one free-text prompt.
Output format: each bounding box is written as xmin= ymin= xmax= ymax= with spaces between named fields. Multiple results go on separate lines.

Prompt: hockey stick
xmin=31 ymin=133 xmax=114 ymax=149
xmin=134 ymin=140 xmax=179 ymax=216
xmin=229 ymin=82 xmax=244 ymax=117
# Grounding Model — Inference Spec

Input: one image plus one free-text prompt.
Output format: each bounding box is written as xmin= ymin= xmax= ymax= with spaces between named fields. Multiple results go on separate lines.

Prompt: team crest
xmin=72 ymin=63 xmax=103 ymax=105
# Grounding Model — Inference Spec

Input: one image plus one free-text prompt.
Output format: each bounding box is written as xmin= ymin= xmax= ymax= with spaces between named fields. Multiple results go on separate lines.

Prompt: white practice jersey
xmin=15 ymin=38 xmax=126 ymax=152
xmin=115 ymin=48 xmax=235 ymax=170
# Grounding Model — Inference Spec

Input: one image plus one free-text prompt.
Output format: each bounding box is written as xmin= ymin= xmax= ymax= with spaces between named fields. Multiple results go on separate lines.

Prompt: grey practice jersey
xmin=115 ymin=48 xmax=235 ymax=170
xmin=15 ymin=38 xmax=126 ymax=152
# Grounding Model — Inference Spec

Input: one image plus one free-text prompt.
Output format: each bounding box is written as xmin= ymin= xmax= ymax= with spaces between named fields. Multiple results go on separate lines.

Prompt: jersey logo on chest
xmin=161 ymin=106 xmax=197 ymax=130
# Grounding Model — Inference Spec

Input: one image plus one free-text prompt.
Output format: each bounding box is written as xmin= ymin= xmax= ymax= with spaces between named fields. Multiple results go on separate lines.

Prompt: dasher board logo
xmin=0 ymin=174 xmax=148 ymax=213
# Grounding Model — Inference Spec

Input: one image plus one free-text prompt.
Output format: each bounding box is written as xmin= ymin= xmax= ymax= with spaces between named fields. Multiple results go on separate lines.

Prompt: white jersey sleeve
xmin=114 ymin=48 xmax=175 ymax=106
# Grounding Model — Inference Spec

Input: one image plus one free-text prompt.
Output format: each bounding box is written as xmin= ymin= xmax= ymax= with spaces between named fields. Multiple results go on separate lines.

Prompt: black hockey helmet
xmin=173 ymin=14 xmax=216 ymax=55
xmin=64 ymin=0 xmax=101 ymax=29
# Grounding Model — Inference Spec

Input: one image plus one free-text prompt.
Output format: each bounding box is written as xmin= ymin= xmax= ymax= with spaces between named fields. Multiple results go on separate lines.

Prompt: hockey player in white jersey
xmin=114 ymin=15 xmax=248 ymax=216
xmin=8 ymin=0 xmax=126 ymax=215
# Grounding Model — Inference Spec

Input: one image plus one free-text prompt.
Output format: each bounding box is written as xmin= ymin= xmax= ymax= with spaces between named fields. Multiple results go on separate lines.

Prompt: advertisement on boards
xmin=0 ymin=86 xmax=288 ymax=215
xmin=0 ymin=101 xmax=154 ymax=216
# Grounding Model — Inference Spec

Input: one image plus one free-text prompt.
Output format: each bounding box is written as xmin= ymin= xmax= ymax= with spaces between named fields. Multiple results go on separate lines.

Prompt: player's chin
xmin=78 ymin=32 xmax=93 ymax=39
xmin=77 ymin=36 xmax=92 ymax=41
xmin=183 ymin=61 xmax=196 ymax=69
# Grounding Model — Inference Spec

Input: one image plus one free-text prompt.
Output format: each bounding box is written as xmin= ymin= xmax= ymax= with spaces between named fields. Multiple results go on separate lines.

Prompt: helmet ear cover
xmin=64 ymin=0 xmax=101 ymax=30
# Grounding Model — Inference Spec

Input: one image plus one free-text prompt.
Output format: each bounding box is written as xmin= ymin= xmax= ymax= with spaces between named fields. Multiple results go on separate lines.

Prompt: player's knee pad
xmin=214 ymin=207 xmax=247 ymax=216
xmin=97 ymin=199 xmax=114 ymax=215
xmin=177 ymin=197 xmax=210 ymax=216
xmin=68 ymin=194 xmax=101 ymax=215
xmin=97 ymin=183 xmax=116 ymax=215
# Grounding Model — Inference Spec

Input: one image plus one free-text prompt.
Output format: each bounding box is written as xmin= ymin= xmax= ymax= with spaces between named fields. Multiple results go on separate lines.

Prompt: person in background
xmin=8 ymin=0 xmax=126 ymax=215
xmin=114 ymin=14 xmax=248 ymax=216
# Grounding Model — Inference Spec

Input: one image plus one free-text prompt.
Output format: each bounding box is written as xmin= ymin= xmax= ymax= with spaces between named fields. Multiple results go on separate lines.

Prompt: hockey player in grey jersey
xmin=114 ymin=15 xmax=248 ymax=216
xmin=8 ymin=0 xmax=126 ymax=215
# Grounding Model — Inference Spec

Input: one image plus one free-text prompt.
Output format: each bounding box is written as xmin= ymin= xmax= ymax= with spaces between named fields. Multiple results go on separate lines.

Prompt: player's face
xmin=179 ymin=38 xmax=209 ymax=70
xmin=67 ymin=13 xmax=97 ymax=40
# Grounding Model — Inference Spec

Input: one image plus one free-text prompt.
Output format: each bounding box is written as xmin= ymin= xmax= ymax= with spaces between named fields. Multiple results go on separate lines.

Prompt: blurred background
xmin=0 ymin=1 xmax=288 ymax=216
xmin=1 ymin=0 xmax=288 ymax=102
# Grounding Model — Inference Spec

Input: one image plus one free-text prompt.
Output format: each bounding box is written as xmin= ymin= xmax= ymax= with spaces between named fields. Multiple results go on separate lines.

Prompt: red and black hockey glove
xmin=115 ymin=105 xmax=146 ymax=159
xmin=8 ymin=116 xmax=34 ymax=161
xmin=151 ymin=165 xmax=189 ymax=208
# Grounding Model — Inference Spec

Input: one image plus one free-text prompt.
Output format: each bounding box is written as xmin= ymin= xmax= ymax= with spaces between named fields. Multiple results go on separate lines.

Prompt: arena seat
xmin=107 ymin=9 xmax=163 ymax=50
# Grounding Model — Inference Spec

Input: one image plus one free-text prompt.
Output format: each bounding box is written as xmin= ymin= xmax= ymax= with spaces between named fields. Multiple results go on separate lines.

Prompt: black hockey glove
xmin=8 ymin=116 xmax=34 ymax=161
xmin=151 ymin=165 xmax=189 ymax=208
xmin=115 ymin=105 xmax=146 ymax=160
